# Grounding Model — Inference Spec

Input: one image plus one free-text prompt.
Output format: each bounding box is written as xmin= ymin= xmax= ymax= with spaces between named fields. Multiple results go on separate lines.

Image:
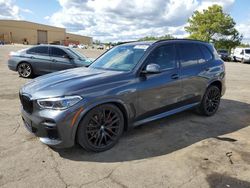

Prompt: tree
xmin=185 ymin=5 xmax=242 ymax=50
xmin=138 ymin=34 xmax=175 ymax=41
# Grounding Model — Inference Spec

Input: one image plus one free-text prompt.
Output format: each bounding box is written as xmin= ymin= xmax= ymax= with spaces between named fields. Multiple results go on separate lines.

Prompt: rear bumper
xmin=8 ymin=59 xmax=18 ymax=71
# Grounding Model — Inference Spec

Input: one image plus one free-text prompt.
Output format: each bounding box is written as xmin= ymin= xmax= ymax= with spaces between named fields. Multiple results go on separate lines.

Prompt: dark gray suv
xmin=19 ymin=39 xmax=225 ymax=152
xmin=8 ymin=45 xmax=93 ymax=78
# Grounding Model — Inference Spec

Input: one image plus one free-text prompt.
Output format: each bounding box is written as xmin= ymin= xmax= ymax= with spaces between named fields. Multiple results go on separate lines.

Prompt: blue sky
xmin=15 ymin=0 xmax=60 ymax=24
xmin=231 ymin=0 xmax=250 ymax=24
xmin=1 ymin=0 xmax=250 ymax=42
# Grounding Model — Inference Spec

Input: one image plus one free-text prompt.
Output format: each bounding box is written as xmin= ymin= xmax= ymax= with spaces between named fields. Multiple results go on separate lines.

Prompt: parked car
xmin=232 ymin=47 xmax=250 ymax=63
xmin=68 ymin=43 xmax=77 ymax=48
xmin=97 ymin=44 xmax=104 ymax=50
xmin=217 ymin=49 xmax=231 ymax=61
xmin=19 ymin=39 xmax=225 ymax=152
xmin=8 ymin=45 xmax=93 ymax=78
xmin=78 ymin=44 xmax=87 ymax=49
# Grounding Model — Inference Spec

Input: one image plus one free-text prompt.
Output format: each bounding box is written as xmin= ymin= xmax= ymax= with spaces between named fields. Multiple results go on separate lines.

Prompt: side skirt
xmin=133 ymin=102 xmax=200 ymax=127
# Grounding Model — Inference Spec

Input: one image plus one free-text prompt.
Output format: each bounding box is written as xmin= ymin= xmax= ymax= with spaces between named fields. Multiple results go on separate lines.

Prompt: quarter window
xmin=50 ymin=47 xmax=68 ymax=57
xmin=146 ymin=44 xmax=176 ymax=70
xmin=178 ymin=43 xmax=204 ymax=67
xmin=27 ymin=46 xmax=49 ymax=55
xmin=199 ymin=45 xmax=213 ymax=62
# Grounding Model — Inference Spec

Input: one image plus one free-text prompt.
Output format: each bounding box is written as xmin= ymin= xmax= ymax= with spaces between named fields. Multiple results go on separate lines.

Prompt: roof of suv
xmin=120 ymin=39 xmax=211 ymax=47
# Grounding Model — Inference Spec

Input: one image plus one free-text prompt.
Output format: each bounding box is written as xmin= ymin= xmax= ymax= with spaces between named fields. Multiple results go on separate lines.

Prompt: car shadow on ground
xmin=206 ymin=173 xmax=250 ymax=188
xmin=53 ymin=99 xmax=250 ymax=162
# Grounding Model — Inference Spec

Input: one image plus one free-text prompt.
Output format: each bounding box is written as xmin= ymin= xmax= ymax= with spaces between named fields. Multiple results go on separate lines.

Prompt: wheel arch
xmin=208 ymin=80 xmax=222 ymax=94
xmin=73 ymin=99 xmax=130 ymax=144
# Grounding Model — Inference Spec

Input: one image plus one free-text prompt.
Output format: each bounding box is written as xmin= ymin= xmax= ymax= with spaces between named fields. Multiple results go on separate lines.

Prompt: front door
xmin=49 ymin=47 xmax=75 ymax=72
xmin=136 ymin=43 xmax=182 ymax=121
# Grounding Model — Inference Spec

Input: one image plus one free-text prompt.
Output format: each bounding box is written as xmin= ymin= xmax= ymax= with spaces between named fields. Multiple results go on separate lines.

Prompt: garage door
xmin=37 ymin=30 xmax=48 ymax=44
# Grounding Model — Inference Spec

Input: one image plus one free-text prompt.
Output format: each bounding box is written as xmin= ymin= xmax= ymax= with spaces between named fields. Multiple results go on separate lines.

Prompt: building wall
xmin=65 ymin=33 xmax=93 ymax=45
xmin=0 ymin=20 xmax=92 ymax=45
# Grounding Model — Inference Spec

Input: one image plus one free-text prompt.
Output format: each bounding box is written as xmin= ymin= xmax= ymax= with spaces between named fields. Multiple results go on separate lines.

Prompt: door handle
xmin=171 ymin=74 xmax=179 ymax=79
xmin=30 ymin=56 xmax=34 ymax=59
xmin=52 ymin=59 xmax=57 ymax=62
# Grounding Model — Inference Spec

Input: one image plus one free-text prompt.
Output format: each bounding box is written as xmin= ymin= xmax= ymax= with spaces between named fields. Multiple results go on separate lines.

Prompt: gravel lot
xmin=0 ymin=45 xmax=250 ymax=188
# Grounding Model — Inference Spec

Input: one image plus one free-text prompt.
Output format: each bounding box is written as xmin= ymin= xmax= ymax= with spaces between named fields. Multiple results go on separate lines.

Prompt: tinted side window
xmin=146 ymin=44 xmax=176 ymax=70
xmin=178 ymin=43 xmax=204 ymax=67
xmin=50 ymin=47 xmax=67 ymax=57
xmin=27 ymin=46 xmax=49 ymax=55
xmin=199 ymin=45 xmax=213 ymax=62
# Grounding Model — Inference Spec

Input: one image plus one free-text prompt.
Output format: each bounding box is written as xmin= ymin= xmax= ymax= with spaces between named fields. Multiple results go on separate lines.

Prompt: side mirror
xmin=142 ymin=64 xmax=161 ymax=74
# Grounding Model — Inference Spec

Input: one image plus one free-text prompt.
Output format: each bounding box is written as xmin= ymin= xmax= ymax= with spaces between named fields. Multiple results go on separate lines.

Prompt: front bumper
xmin=20 ymin=102 xmax=86 ymax=148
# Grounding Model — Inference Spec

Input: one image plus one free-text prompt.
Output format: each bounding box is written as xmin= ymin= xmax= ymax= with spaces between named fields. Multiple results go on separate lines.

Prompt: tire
xmin=77 ymin=104 xmax=124 ymax=152
xmin=196 ymin=85 xmax=221 ymax=116
xmin=17 ymin=62 xmax=33 ymax=78
xmin=241 ymin=58 xmax=245 ymax=64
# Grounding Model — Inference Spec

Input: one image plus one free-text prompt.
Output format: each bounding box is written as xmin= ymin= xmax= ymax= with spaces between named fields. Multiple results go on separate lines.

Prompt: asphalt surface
xmin=0 ymin=45 xmax=250 ymax=188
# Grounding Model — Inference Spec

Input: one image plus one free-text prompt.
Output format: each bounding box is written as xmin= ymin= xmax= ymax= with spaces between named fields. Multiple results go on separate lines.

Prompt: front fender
xmin=70 ymin=98 xmax=133 ymax=144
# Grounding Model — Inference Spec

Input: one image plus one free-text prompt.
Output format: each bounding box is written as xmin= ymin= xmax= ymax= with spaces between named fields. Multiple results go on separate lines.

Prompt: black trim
xmin=136 ymin=95 xmax=201 ymax=121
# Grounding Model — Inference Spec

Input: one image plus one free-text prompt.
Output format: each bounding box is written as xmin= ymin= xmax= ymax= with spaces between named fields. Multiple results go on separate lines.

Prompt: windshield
xmin=245 ymin=49 xmax=250 ymax=54
xmin=66 ymin=48 xmax=92 ymax=66
xmin=67 ymin=48 xmax=87 ymax=60
xmin=89 ymin=44 xmax=149 ymax=71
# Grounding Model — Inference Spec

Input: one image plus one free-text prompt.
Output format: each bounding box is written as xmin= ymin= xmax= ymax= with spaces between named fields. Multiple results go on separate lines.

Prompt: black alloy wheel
xmin=17 ymin=62 xmax=33 ymax=78
xmin=77 ymin=104 xmax=124 ymax=152
xmin=197 ymin=85 xmax=221 ymax=116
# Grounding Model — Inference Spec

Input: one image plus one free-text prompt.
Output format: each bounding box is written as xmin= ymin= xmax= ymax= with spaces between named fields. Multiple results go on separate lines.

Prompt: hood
xmin=21 ymin=67 xmax=126 ymax=99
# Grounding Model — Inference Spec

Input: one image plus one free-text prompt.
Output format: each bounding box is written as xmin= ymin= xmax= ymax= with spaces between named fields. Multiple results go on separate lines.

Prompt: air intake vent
xmin=19 ymin=94 xmax=33 ymax=114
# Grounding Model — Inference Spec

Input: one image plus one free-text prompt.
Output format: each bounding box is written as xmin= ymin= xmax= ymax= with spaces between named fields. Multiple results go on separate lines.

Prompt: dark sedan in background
xmin=8 ymin=45 xmax=93 ymax=78
xmin=217 ymin=49 xmax=231 ymax=61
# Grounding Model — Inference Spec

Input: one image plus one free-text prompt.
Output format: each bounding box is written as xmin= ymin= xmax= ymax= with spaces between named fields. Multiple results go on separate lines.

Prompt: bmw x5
xmin=19 ymin=39 xmax=226 ymax=152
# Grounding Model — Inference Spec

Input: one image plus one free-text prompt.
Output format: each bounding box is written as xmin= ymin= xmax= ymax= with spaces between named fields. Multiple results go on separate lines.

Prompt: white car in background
xmin=232 ymin=47 xmax=250 ymax=63
xmin=68 ymin=43 xmax=77 ymax=48
xmin=78 ymin=44 xmax=87 ymax=49
xmin=97 ymin=44 xmax=105 ymax=50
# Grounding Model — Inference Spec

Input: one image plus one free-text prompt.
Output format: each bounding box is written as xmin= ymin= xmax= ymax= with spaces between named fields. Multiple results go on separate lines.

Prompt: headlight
xmin=37 ymin=96 xmax=82 ymax=110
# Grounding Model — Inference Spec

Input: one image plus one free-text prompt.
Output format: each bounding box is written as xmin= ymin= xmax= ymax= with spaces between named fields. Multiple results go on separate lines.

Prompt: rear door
xmin=49 ymin=47 xmax=75 ymax=72
xmin=26 ymin=46 xmax=51 ymax=74
xmin=176 ymin=42 xmax=207 ymax=103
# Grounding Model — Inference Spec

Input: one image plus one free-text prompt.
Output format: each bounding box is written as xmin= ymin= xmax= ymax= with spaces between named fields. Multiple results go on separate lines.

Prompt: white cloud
xmin=236 ymin=22 xmax=250 ymax=44
xmin=48 ymin=0 xmax=235 ymax=42
xmin=197 ymin=0 xmax=234 ymax=12
xmin=20 ymin=8 xmax=33 ymax=14
xmin=0 ymin=0 xmax=21 ymax=19
xmin=44 ymin=16 xmax=50 ymax=20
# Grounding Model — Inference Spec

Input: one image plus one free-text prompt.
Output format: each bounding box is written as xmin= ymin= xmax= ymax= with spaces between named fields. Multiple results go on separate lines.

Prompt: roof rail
xmin=154 ymin=38 xmax=209 ymax=44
